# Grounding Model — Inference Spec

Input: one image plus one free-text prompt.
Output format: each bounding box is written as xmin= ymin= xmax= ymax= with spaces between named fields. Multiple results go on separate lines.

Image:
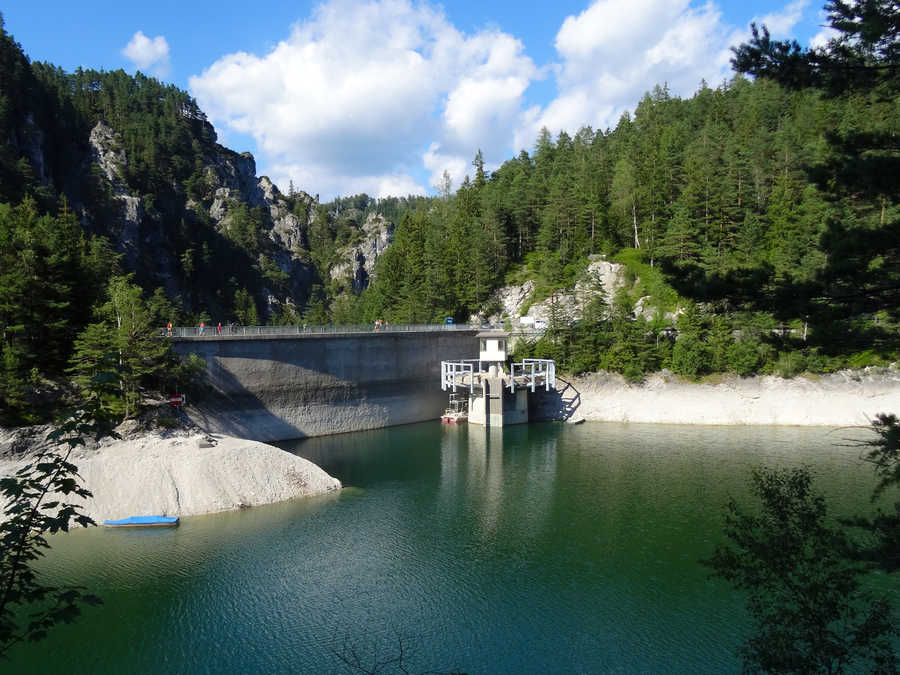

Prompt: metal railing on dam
xmin=161 ymin=323 xmax=481 ymax=339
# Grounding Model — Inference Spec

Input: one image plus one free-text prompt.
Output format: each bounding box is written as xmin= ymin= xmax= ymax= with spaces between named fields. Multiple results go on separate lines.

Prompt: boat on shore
xmin=104 ymin=515 xmax=180 ymax=528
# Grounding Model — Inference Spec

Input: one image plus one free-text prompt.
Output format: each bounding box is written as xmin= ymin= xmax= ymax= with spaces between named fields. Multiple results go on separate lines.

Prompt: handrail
xmin=441 ymin=360 xmax=475 ymax=394
xmin=442 ymin=357 xmax=556 ymax=394
xmin=160 ymin=323 xmax=483 ymax=339
xmin=510 ymin=358 xmax=556 ymax=392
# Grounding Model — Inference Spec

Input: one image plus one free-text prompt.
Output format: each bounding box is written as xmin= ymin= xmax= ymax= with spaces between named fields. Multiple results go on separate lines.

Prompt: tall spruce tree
xmin=732 ymin=0 xmax=900 ymax=318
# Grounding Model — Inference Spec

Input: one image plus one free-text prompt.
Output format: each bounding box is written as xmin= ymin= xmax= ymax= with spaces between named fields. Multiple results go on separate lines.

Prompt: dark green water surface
xmin=6 ymin=422 xmax=897 ymax=673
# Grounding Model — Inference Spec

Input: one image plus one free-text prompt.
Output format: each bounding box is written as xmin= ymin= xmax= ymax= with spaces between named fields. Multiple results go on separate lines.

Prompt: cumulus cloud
xmin=748 ymin=0 xmax=809 ymax=36
xmin=190 ymin=0 xmax=813 ymax=199
xmin=190 ymin=0 xmax=536 ymax=197
xmin=515 ymin=0 xmax=809 ymax=153
xmin=808 ymin=5 xmax=840 ymax=49
xmin=122 ymin=31 xmax=171 ymax=78
xmin=268 ymin=161 xmax=428 ymax=199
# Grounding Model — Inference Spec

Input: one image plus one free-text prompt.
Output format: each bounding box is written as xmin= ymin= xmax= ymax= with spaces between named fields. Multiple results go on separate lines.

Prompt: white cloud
xmin=422 ymin=142 xmax=469 ymax=192
xmin=190 ymin=0 xmax=536 ymax=198
xmin=189 ymin=0 xmax=814 ymax=199
xmin=809 ymin=26 xmax=839 ymax=49
xmin=427 ymin=30 xmax=537 ymax=186
xmin=515 ymin=0 xmax=729 ymax=147
xmin=757 ymin=0 xmax=809 ymax=35
xmin=122 ymin=31 xmax=171 ymax=78
xmin=268 ymin=161 xmax=428 ymax=200
xmin=515 ymin=0 xmax=810 ymax=154
xmin=809 ymin=6 xmax=840 ymax=49
xmin=373 ymin=173 xmax=429 ymax=197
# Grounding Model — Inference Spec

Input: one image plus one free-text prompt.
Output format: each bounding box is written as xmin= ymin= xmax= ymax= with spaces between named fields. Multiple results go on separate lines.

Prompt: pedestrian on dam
xmin=199 ymin=321 xmax=205 ymax=335
xmin=217 ymin=321 xmax=222 ymax=335
xmin=166 ymin=321 xmax=173 ymax=336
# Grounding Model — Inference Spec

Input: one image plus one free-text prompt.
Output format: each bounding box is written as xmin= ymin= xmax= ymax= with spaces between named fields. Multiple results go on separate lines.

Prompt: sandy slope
xmin=0 ymin=432 xmax=340 ymax=523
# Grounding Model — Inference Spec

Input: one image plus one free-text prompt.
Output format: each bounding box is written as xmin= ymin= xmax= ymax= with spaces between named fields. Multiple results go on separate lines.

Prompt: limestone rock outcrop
xmin=474 ymin=259 xmax=630 ymax=326
xmin=330 ymin=213 xmax=394 ymax=293
xmin=87 ymin=122 xmax=152 ymax=272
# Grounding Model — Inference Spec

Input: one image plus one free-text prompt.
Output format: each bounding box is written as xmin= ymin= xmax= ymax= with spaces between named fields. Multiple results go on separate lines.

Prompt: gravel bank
xmin=540 ymin=369 xmax=900 ymax=426
xmin=0 ymin=431 xmax=340 ymax=523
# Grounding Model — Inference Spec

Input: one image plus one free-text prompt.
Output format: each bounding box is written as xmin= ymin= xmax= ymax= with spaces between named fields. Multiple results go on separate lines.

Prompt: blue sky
xmin=3 ymin=0 xmax=832 ymax=199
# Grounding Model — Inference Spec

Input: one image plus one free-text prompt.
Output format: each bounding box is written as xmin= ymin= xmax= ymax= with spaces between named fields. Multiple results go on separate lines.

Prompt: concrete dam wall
xmin=172 ymin=330 xmax=478 ymax=442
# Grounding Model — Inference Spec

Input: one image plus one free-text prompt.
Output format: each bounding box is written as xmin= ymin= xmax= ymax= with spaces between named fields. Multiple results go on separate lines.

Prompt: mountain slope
xmin=0 ymin=20 xmax=321 ymax=321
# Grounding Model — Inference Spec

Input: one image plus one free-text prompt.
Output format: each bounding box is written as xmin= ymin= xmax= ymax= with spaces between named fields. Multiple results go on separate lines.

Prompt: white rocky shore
xmin=0 ymin=428 xmax=341 ymax=524
xmin=544 ymin=368 xmax=900 ymax=426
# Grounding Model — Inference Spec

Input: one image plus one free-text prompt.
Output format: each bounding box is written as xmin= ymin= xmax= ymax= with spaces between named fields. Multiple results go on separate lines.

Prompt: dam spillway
xmin=170 ymin=328 xmax=479 ymax=442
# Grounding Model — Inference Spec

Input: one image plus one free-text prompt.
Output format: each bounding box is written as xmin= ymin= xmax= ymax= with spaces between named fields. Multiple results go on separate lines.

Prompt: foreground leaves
xmin=0 ymin=387 xmax=116 ymax=656
xmin=704 ymin=467 xmax=897 ymax=673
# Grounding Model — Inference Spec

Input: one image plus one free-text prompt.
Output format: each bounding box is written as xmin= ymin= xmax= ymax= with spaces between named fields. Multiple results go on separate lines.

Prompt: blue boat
xmin=103 ymin=515 xmax=179 ymax=528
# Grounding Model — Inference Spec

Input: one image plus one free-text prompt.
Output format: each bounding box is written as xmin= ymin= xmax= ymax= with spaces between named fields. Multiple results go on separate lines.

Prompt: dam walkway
xmin=162 ymin=323 xmax=547 ymax=340
xmin=162 ymin=323 xmax=480 ymax=340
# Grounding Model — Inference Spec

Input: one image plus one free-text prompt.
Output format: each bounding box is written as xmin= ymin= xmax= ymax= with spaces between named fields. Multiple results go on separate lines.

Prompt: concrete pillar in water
xmin=468 ymin=374 xmax=529 ymax=428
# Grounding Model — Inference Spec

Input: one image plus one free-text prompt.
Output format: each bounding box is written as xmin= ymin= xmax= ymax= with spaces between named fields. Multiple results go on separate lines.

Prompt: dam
xmin=169 ymin=325 xmax=480 ymax=442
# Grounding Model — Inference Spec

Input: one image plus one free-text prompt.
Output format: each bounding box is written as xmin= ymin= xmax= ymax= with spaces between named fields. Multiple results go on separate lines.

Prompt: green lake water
xmin=5 ymin=422 xmax=898 ymax=673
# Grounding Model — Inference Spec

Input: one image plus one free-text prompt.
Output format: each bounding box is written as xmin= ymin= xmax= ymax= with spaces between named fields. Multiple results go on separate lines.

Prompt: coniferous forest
xmin=334 ymin=9 xmax=899 ymax=382
xmin=0 ymin=2 xmax=898 ymax=425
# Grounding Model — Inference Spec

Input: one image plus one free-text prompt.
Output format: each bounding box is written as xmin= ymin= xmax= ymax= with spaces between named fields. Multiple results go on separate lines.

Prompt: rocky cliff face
xmin=474 ymin=259 xmax=629 ymax=326
xmin=330 ymin=213 xmax=393 ymax=293
xmin=472 ymin=258 xmax=678 ymax=326
xmin=89 ymin=122 xmax=144 ymax=270
xmin=19 ymin=113 xmax=49 ymax=186
xmin=86 ymin=121 xmax=316 ymax=315
xmin=0 ymin=37 xmax=328 ymax=324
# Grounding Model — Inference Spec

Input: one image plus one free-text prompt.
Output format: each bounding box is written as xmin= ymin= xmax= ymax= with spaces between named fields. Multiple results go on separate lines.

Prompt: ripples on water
xmin=7 ymin=422 xmax=895 ymax=673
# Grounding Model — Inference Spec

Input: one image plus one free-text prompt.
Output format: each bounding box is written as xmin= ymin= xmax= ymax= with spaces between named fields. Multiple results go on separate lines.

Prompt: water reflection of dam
xmin=439 ymin=425 xmax=558 ymax=545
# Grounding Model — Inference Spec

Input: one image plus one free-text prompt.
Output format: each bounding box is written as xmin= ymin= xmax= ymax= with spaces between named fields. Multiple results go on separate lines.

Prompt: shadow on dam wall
xmin=171 ymin=331 xmax=479 ymax=442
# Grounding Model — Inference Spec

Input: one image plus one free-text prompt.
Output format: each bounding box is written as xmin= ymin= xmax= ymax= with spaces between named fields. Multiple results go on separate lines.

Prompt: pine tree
xmin=69 ymin=276 xmax=171 ymax=419
xmin=610 ymin=158 xmax=641 ymax=249
xmin=234 ymin=288 xmax=260 ymax=326
xmin=732 ymin=0 xmax=900 ymax=317
xmin=659 ymin=204 xmax=699 ymax=264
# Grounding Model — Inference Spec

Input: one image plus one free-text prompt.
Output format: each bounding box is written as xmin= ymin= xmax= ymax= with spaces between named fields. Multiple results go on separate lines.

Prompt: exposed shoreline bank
xmin=539 ymin=368 xmax=900 ymax=427
xmin=0 ymin=429 xmax=341 ymax=524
